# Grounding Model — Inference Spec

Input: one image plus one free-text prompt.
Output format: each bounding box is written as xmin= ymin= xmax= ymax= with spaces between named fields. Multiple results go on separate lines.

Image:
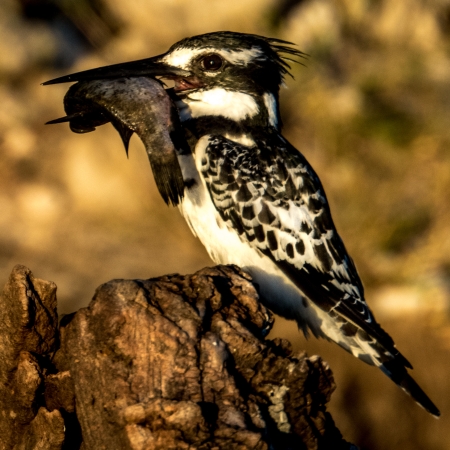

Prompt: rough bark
xmin=0 ymin=264 xmax=356 ymax=450
xmin=0 ymin=265 xmax=64 ymax=450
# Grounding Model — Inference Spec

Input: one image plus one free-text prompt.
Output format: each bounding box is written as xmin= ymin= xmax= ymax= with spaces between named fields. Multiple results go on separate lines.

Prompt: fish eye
xmin=200 ymin=54 xmax=223 ymax=71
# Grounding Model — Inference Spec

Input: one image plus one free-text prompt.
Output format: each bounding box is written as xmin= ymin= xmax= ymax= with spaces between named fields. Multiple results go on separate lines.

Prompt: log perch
xmin=0 ymin=264 xmax=356 ymax=450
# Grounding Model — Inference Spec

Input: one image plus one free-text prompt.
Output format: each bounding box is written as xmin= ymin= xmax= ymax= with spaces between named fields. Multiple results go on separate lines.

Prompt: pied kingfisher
xmin=45 ymin=31 xmax=439 ymax=416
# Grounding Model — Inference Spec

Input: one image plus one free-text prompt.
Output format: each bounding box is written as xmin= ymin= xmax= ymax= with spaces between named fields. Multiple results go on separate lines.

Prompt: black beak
xmin=43 ymin=55 xmax=191 ymax=85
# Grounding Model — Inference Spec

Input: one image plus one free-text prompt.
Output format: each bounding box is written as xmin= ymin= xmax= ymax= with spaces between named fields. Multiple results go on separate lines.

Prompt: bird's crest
xmin=265 ymin=36 xmax=308 ymax=78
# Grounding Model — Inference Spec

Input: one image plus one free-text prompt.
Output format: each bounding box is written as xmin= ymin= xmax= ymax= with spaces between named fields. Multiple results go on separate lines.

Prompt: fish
xmin=46 ymin=77 xmax=187 ymax=206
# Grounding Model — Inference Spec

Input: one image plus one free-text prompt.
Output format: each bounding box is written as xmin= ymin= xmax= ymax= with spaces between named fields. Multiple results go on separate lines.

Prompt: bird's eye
xmin=200 ymin=54 xmax=223 ymax=71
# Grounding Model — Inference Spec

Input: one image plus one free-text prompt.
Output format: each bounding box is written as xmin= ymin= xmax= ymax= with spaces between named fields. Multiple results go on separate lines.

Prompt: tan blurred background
xmin=1 ymin=0 xmax=450 ymax=447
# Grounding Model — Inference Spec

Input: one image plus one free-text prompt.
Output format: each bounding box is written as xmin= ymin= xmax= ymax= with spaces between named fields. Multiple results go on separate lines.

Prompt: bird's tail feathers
xmin=318 ymin=314 xmax=440 ymax=417
xmin=381 ymin=359 xmax=440 ymax=418
xmin=357 ymin=336 xmax=440 ymax=417
xmin=294 ymin=299 xmax=440 ymax=416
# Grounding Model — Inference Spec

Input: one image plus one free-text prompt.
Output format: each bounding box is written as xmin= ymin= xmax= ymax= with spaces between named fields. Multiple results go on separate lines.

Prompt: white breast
xmin=177 ymin=136 xmax=256 ymax=266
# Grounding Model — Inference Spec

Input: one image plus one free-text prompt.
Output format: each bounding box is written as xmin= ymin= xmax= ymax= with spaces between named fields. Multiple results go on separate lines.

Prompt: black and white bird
xmin=45 ymin=31 xmax=440 ymax=416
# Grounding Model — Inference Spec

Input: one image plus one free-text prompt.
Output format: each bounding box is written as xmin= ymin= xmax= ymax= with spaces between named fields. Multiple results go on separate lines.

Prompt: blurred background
xmin=0 ymin=0 xmax=449 ymax=447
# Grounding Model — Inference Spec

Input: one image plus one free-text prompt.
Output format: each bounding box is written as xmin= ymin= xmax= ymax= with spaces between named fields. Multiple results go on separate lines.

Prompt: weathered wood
xmin=0 ymin=265 xmax=63 ymax=450
xmin=0 ymin=265 xmax=356 ymax=450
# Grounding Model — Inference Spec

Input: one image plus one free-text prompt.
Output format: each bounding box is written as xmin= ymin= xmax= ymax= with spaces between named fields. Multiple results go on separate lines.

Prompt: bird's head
xmin=161 ymin=32 xmax=303 ymax=95
xmin=44 ymin=31 xmax=304 ymax=129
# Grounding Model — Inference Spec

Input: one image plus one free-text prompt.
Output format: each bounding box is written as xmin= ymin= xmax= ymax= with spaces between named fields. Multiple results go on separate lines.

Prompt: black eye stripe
xmin=200 ymin=54 xmax=223 ymax=71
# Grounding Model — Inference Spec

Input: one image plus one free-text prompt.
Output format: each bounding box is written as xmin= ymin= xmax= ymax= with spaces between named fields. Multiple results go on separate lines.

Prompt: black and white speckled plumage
xmin=203 ymin=134 xmax=368 ymax=323
xmin=181 ymin=125 xmax=438 ymax=416
xmin=200 ymin=131 xmax=413 ymax=362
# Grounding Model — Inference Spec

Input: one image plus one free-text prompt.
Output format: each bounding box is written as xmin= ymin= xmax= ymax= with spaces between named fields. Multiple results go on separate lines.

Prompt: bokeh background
xmin=1 ymin=0 xmax=450 ymax=447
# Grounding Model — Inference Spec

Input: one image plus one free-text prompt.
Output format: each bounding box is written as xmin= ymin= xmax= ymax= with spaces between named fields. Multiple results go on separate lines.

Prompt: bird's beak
xmin=42 ymin=55 xmax=191 ymax=85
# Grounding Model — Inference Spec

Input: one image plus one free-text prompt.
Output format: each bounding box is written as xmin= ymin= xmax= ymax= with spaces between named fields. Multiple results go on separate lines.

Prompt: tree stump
xmin=0 ymin=264 xmax=356 ymax=450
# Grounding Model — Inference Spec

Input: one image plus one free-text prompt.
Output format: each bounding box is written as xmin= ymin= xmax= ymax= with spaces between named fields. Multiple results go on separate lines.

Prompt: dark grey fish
xmin=47 ymin=77 xmax=186 ymax=206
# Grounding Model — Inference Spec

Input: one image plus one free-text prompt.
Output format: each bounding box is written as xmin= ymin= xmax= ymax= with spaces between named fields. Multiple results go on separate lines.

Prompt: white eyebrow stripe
xmin=161 ymin=48 xmax=205 ymax=69
xmin=161 ymin=47 xmax=264 ymax=69
xmin=222 ymin=47 xmax=264 ymax=64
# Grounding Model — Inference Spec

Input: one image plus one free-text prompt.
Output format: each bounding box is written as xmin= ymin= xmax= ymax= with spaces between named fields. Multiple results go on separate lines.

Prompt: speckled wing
xmin=201 ymin=134 xmax=399 ymax=353
xmin=201 ymin=134 xmax=446 ymax=417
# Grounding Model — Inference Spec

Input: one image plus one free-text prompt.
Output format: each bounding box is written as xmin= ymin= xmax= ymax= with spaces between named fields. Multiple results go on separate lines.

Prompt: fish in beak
xmin=44 ymin=58 xmax=191 ymax=206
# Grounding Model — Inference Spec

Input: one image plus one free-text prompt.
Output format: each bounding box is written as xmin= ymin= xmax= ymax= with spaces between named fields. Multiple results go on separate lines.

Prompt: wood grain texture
xmin=0 ymin=265 xmax=356 ymax=450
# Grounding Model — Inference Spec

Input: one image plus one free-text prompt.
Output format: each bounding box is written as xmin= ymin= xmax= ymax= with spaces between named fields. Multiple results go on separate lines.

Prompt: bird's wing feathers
xmin=201 ymin=134 xmax=443 ymax=418
xmin=201 ymin=134 xmax=398 ymax=354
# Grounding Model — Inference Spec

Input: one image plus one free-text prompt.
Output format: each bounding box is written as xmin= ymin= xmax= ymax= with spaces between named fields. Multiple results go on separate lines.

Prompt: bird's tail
xmin=298 ymin=300 xmax=440 ymax=416
xmin=328 ymin=319 xmax=440 ymax=417
xmin=381 ymin=359 xmax=440 ymax=418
